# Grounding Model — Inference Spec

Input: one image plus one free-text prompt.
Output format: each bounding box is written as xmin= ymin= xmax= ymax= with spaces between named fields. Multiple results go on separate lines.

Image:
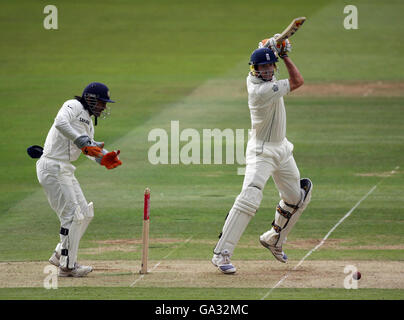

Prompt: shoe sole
xmin=259 ymin=239 xmax=287 ymax=263
xmin=218 ymin=267 xmax=236 ymax=274
xmin=58 ymin=267 xmax=93 ymax=278
xmin=211 ymin=260 xmax=236 ymax=274
xmin=58 ymin=273 xmax=90 ymax=278
xmin=58 ymin=270 xmax=92 ymax=278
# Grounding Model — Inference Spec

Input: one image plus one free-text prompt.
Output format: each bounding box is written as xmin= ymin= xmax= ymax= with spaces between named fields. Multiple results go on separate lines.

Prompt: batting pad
xmin=214 ymin=187 xmax=262 ymax=256
xmin=263 ymin=179 xmax=313 ymax=247
xmin=59 ymin=206 xmax=85 ymax=269
xmin=79 ymin=202 xmax=94 ymax=240
xmin=274 ymin=192 xmax=304 ymax=246
xmin=278 ymin=180 xmax=313 ymax=244
xmin=54 ymin=242 xmax=62 ymax=255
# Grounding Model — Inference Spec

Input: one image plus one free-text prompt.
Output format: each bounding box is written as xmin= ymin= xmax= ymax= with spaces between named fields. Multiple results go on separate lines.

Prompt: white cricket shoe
xmin=211 ymin=249 xmax=236 ymax=274
xmin=259 ymin=236 xmax=288 ymax=263
xmin=58 ymin=263 xmax=93 ymax=277
xmin=50 ymin=251 xmax=92 ymax=275
xmin=49 ymin=251 xmax=60 ymax=267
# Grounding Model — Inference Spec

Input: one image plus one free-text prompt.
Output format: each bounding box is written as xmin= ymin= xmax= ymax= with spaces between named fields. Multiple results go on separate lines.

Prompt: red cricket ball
xmin=353 ymin=271 xmax=361 ymax=280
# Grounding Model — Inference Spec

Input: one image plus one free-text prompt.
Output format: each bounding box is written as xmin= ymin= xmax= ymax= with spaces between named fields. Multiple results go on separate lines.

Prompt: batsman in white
xmin=212 ymin=36 xmax=313 ymax=274
xmin=36 ymin=82 xmax=122 ymax=277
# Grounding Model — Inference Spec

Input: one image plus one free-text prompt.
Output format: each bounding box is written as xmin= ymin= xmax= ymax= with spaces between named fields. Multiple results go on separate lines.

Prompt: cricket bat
xmin=264 ymin=17 xmax=306 ymax=46
xmin=140 ymin=188 xmax=150 ymax=274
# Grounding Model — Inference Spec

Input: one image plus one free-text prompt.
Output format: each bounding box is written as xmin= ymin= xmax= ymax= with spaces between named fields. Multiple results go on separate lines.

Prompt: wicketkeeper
xmin=34 ymin=82 xmax=122 ymax=277
xmin=212 ymin=36 xmax=313 ymax=274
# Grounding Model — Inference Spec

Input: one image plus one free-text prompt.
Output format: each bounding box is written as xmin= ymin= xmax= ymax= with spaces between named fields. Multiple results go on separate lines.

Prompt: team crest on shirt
xmin=272 ymin=84 xmax=279 ymax=92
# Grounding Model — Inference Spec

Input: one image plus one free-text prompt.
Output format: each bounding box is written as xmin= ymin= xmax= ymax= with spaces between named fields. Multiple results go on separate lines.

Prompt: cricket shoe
xmin=58 ymin=263 xmax=93 ymax=277
xmin=259 ymin=236 xmax=288 ymax=263
xmin=211 ymin=249 xmax=236 ymax=274
xmin=50 ymin=251 xmax=92 ymax=273
xmin=49 ymin=251 xmax=60 ymax=267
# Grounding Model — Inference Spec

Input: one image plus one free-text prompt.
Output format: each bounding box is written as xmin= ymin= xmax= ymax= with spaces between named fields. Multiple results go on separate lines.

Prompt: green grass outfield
xmin=0 ymin=0 xmax=403 ymax=301
xmin=0 ymin=287 xmax=403 ymax=300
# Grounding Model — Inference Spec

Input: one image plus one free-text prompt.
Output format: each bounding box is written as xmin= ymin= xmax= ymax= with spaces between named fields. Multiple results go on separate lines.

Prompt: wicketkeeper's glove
xmin=100 ymin=150 xmax=122 ymax=169
xmin=74 ymin=135 xmax=104 ymax=158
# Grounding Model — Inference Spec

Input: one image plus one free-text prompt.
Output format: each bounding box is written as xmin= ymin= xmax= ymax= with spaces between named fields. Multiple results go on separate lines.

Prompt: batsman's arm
xmin=282 ymin=56 xmax=304 ymax=92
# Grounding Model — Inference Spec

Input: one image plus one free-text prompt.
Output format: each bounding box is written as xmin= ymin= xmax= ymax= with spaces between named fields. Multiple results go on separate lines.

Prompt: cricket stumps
xmin=140 ymin=187 xmax=150 ymax=274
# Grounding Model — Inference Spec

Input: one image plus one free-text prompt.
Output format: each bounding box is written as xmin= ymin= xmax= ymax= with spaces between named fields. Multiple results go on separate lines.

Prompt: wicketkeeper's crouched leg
xmin=51 ymin=202 xmax=93 ymax=265
xmin=54 ymin=178 xmax=94 ymax=267
xmin=37 ymin=158 xmax=93 ymax=273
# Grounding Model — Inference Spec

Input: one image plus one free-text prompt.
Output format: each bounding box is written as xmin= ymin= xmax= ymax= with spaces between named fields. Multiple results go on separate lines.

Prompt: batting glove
xmin=258 ymin=37 xmax=277 ymax=52
xmin=272 ymin=34 xmax=292 ymax=58
xmin=258 ymin=38 xmax=269 ymax=48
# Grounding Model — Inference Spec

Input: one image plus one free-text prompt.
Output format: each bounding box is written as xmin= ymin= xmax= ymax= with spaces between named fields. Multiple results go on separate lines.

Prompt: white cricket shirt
xmin=42 ymin=99 xmax=94 ymax=162
xmin=246 ymin=74 xmax=290 ymax=143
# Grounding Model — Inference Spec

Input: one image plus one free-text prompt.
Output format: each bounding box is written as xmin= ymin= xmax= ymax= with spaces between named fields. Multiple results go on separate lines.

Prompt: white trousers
xmin=36 ymin=157 xmax=88 ymax=228
xmin=243 ymin=137 xmax=301 ymax=205
xmin=213 ymin=137 xmax=303 ymax=256
xmin=36 ymin=156 xmax=89 ymax=268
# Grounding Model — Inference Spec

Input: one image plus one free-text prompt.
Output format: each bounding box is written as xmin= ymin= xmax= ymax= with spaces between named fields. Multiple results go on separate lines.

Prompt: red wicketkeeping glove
xmin=100 ymin=150 xmax=122 ymax=169
xmin=81 ymin=146 xmax=104 ymax=158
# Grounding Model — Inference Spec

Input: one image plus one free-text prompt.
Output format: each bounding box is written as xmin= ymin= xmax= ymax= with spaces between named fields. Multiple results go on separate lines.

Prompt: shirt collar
xmin=248 ymin=73 xmax=277 ymax=84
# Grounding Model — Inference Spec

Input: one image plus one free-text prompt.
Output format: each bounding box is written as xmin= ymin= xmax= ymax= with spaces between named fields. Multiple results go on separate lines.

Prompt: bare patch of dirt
xmin=292 ymin=81 xmax=404 ymax=97
xmin=355 ymin=168 xmax=400 ymax=178
xmin=271 ymin=238 xmax=404 ymax=251
xmin=1 ymin=259 xmax=403 ymax=290
xmin=285 ymin=238 xmax=350 ymax=250
xmin=192 ymin=80 xmax=404 ymax=99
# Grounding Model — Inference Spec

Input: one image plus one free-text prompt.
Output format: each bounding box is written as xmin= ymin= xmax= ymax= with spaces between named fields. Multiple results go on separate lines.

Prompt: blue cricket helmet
xmin=80 ymin=82 xmax=115 ymax=125
xmin=82 ymin=82 xmax=115 ymax=103
xmin=249 ymin=47 xmax=278 ymax=66
xmin=249 ymin=48 xmax=278 ymax=81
